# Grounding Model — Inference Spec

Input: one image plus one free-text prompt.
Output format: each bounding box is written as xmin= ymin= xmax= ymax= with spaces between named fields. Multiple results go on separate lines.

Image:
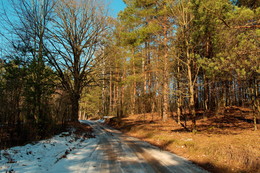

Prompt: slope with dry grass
xmin=108 ymin=108 xmax=260 ymax=173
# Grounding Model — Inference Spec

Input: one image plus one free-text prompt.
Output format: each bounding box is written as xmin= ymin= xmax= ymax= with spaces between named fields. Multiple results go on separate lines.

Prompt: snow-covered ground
xmin=0 ymin=126 xmax=98 ymax=173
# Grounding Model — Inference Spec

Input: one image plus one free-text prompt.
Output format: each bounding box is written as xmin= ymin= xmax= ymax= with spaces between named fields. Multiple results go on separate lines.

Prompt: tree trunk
xmin=142 ymin=48 xmax=147 ymax=94
xmin=252 ymin=78 xmax=259 ymax=131
xmin=131 ymin=49 xmax=136 ymax=115
xmin=188 ymin=58 xmax=196 ymax=132
xmin=162 ymin=16 xmax=169 ymax=122
xmin=177 ymin=96 xmax=182 ymax=124
xmin=176 ymin=58 xmax=182 ymax=124
xmin=121 ymin=61 xmax=126 ymax=118
xmin=109 ymin=68 xmax=113 ymax=115
xmin=71 ymin=94 xmax=80 ymax=122
xmin=162 ymin=77 xmax=169 ymax=122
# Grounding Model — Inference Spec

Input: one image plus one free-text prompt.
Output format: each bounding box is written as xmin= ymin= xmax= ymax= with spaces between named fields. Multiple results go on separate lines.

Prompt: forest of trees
xmin=96 ymin=0 xmax=259 ymax=131
xmin=0 ymin=0 xmax=259 ymax=147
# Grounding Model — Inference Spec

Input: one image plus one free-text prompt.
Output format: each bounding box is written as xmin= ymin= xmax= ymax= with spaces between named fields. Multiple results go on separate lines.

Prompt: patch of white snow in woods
xmin=0 ymin=126 xmax=98 ymax=173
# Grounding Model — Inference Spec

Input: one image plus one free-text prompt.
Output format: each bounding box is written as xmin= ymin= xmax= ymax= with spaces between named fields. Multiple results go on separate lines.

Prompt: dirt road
xmin=82 ymin=120 xmax=209 ymax=173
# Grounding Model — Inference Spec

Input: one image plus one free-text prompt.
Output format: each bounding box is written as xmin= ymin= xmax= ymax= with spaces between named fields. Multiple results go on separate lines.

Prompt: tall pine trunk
xmin=109 ymin=67 xmax=113 ymax=115
xmin=187 ymin=53 xmax=196 ymax=132
xmin=131 ymin=48 xmax=136 ymax=115
xmin=162 ymin=16 xmax=169 ymax=122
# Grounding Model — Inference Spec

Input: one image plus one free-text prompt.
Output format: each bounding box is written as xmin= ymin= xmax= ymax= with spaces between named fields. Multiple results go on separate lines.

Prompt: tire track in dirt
xmin=85 ymin=121 xmax=209 ymax=173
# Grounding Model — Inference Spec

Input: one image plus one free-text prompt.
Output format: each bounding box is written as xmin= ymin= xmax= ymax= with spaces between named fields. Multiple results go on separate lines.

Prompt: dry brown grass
xmin=108 ymin=109 xmax=260 ymax=173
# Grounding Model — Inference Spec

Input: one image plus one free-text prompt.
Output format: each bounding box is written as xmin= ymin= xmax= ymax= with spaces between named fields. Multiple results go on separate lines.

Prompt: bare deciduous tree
xmin=47 ymin=0 xmax=109 ymax=121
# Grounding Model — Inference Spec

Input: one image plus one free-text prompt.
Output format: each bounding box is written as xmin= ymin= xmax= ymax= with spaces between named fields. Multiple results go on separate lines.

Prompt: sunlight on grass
xmin=114 ymin=114 xmax=260 ymax=173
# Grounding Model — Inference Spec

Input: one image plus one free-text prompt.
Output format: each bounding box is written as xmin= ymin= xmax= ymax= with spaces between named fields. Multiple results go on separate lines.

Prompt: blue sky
xmin=0 ymin=0 xmax=126 ymax=18
xmin=0 ymin=0 xmax=126 ymax=54
xmin=109 ymin=0 xmax=126 ymax=17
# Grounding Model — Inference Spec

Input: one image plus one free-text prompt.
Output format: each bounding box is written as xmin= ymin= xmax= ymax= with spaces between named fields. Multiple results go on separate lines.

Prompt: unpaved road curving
xmin=0 ymin=120 xmax=210 ymax=172
xmin=82 ymin=120 xmax=209 ymax=173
